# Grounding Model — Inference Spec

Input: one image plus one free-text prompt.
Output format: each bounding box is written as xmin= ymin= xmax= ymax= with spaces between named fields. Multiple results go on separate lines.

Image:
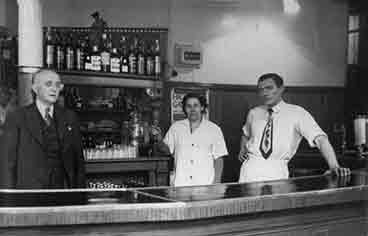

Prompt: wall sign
xmin=174 ymin=43 xmax=203 ymax=68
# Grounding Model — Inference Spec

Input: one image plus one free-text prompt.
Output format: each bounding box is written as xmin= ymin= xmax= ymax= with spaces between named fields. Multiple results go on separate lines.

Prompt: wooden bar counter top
xmin=0 ymin=169 xmax=367 ymax=235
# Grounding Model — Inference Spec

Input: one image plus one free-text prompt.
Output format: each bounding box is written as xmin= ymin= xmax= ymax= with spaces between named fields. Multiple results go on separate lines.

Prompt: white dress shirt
xmin=36 ymin=100 xmax=54 ymax=120
xmin=164 ymin=119 xmax=228 ymax=187
xmin=239 ymin=100 xmax=326 ymax=182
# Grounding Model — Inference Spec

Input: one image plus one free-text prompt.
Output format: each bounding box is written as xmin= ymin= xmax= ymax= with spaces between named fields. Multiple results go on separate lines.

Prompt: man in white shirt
xmin=238 ymin=73 xmax=350 ymax=182
xmin=158 ymin=93 xmax=228 ymax=187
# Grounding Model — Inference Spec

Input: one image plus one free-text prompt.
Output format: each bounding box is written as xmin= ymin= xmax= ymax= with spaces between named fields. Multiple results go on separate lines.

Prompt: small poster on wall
xmin=170 ymin=87 xmax=209 ymax=123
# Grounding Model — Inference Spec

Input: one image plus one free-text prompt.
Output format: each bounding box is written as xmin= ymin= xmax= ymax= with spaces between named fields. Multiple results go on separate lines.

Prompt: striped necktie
xmin=44 ymin=107 xmax=52 ymax=126
xmin=259 ymin=108 xmax=273 ymax=159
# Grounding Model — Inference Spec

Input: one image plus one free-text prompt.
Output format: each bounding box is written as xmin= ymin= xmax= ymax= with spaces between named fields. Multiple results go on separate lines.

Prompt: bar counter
xmin=0 ymin=170 xmax=367 ymax=235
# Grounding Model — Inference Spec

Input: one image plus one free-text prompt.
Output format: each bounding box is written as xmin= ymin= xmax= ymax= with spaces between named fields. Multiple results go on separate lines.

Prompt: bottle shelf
xmin=59 ymin=70 xmax=163 ymax=88
xmin=74 ymin=108 xmax=127 ymax=114
xmin=85 ymin=156 xmax=170 ymax=163
xmin=81 ymin=130 xmax=121 ymax=134
xmin=58 ymin=69 xmax=161 ymax=80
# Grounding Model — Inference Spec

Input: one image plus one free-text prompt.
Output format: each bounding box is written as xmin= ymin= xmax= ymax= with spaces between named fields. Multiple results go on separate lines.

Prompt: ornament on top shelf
xmin=89 ymin=11 xmax=108 ymax=47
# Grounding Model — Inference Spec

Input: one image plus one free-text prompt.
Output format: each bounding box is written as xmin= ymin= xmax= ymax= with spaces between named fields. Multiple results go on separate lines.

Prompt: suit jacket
xmin=0 ymin=103 xmax=86 ymax=189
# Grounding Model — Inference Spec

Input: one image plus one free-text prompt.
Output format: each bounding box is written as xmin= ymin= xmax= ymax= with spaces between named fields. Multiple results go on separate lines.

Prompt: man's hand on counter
xmin=315 ymin=135 xmax=351 ymax=178
xmin=324 ymin=166 xmax=351 ymax=177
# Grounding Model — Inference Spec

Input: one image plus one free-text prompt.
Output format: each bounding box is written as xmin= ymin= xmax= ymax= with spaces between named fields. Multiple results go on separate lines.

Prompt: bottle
xmin=56 ymin=33 xmax=65 ymax=70
xmin=145 ymin=40 xmax=154 ymax=76
xmin=121 ymin=49 xmax=129 ymax=73
xmin=100 ymin=33 xmax=111 ymax=72
xmin=45 ymin=27 xmax=54 ymax=68
xmin=110 ymin=47 xmax=121 ymax=73
xmin=354 ymin=113 xmax=367 ymax=150
xmin=65 ymin=34 xmax=75 ymax=70
xmin=143 ymin=121 xmax=150 ymax=145
xmin=130 ymin=111 xmax=142 ymax=147
xmin=84 ymin=38 xmax=92 ymax=71
xmin=76 ymin=36 xmax=86 ymax=71
xmin=91 ymin=45 xmax=101 ymax=71
xmin=150 ymin=109 xmax=162 ymax=156
xmin=128 ymin=37 xmax=138 ymax=74
xmin=153 ymin=39 xmax=161 ymax=76
xmin=119 ymin=36 xmax=129 ymax=73
xmin=137 ymin=39 xmax=145 ymax=75
xmin=141 ymin=121 xmax=151 ymax=157
xmin=121 ymin=121 xmax=130 ymax=147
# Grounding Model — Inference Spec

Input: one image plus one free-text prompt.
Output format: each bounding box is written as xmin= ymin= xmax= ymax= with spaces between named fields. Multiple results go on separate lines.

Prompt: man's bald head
xmin=32 ymin=69 xmax=63 ymax=106
xmin=32 ymin=69 xmax=60 ymax=85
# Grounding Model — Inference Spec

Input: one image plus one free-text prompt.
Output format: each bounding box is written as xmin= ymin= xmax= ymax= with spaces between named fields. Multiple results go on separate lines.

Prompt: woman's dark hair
xmin=181 ymin=92 xmax=208 ymax=116
xmin=258 ymin=73 xmax=284 ymax=88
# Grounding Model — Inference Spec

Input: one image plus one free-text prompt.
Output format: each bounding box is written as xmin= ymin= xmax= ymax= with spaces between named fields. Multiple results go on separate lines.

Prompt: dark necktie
xmin=259 ymin=108 xmax=273 ymax=159
xmin=45 ymin=107 xmax=52 ymax=126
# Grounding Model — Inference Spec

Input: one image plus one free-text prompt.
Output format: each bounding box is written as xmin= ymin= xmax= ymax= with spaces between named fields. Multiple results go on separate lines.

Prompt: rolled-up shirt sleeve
xmin=163 ymin=126 xmax=175 ymax=154
xmin=242 ymin=109 xmax=253 ymax=138
xmin=296 ymin=108 xmax=327 ymax=148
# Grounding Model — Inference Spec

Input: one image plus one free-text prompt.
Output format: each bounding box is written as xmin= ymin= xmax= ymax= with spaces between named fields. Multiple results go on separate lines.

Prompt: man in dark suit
xmin=0 ymin=69 xmax=85 ymax=189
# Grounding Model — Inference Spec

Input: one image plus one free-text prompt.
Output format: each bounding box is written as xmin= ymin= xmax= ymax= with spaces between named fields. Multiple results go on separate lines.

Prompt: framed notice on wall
xmin=170 ymin=87 xmax=209 ymax=123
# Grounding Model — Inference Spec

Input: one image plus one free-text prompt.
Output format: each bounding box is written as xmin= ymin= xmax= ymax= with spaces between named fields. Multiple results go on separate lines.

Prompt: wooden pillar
xmin=17 ymin=0 xmax=42 ymax=106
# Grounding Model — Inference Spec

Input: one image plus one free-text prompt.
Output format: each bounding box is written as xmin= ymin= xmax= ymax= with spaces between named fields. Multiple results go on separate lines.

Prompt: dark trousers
xmin=46 ymin=158 xmax=68 ymax=189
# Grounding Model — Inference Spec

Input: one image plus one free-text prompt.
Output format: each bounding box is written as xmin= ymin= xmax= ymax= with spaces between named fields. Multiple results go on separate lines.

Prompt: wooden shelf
xmin=80 ymin=130 xmax=121 ymax=134
xmin=74 ymin=108 xmax=126 ymax=114
xmin=85 ymin=157 xmax=171 ymax=186
xmin=85 ymin=157 xmax=171 ymax=163
xmin=59 ymin=70 xmax=163 ymax=88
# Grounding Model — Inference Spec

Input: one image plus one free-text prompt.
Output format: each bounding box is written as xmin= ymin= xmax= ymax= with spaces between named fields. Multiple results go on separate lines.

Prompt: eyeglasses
xmin=43 ymin=81 xmax=64 ymax=89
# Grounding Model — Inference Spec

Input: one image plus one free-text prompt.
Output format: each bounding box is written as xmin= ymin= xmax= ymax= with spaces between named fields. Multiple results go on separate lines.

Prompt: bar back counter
xmin=0 ymin=170 xmax=367 ymax=236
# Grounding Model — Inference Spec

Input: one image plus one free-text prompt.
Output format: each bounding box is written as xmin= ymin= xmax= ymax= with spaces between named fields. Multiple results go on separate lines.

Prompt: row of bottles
xmin=62 ymin=87 xmax=128 ymax=111
xmin=62 ymin=85 xmax=163 ymax=158
xmin=84 ymin=145 xmax=138 ymax=160
xmin=81 ymin=116 xmax=161 ymax=158
xmin=87 ymin=181 xmax=124 ymax=189
xmin=87 ymin=176 xmax=146 ymax=189
xmin=44 ymin=27 xmax=161 ymax=76
xmin=123 ymin=176 xmax=146 ymax=187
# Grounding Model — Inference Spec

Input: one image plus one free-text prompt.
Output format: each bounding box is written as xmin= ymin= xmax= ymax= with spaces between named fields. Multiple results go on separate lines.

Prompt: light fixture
xmin=283 ymin=0 xmax=300 ymax=14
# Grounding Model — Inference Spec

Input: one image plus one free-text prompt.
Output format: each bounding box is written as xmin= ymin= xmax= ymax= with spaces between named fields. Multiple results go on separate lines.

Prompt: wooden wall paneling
xmin=283 ymin=88 xmax=346 ymax=151
xmin=210 ymin=89 xmax=259 ymax=183
xmin=324 ymin=90 xmax=346 ymax=149
xmin=284 ymin=91 xmax=326 ymax=151
xmin=208 ymin=89 xmax=222 ymax=125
